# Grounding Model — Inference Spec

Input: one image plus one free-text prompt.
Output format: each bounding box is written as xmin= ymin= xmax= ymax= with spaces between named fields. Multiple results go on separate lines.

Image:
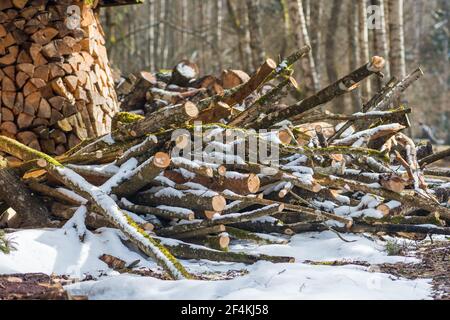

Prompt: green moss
xmin=114 ymin=112 xmax=144 ymax=124
xmin=0 ymin=136 xmax=62 ymax=167
xmin=123 ymin=214 xmax=193 ymax=279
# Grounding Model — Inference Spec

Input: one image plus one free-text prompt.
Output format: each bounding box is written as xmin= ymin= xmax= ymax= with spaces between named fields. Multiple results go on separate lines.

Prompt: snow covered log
xmin=0 ymin=135 xmax=192 ymax=280
xmin=249 ymin=56 xmax=386 ymax=129
xmin=163 ymin=170 xmax=261 ymax=195
xmin=110 ymin=152 xmax=170 ymax=197
xmin=134 ymin=187 xmax=227 ymax=213
xmin=119 ymin=198 xmax=195 ymax=221
xmin=157 ymin=237 xmax=295 ymax=264
xmin=112 ymin=101 xmax=199 ymax=142
xmin=156 ymin=204 xmax=284 ymax=237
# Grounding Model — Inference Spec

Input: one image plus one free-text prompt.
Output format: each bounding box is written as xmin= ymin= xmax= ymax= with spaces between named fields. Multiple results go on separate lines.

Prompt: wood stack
xmin=0 ymin=0 xmax=119 ymax=156
xmin=1 ymin=46 xmax=449 ymax=280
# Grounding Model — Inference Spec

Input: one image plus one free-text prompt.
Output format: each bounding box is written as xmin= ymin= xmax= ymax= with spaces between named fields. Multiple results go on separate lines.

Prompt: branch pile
xmin=1 ymin=46 xmax=449 ymax=280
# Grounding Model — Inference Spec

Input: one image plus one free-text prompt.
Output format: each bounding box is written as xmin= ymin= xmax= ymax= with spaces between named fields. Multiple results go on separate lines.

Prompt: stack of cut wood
xmin=0 ymin=0 xmax=118 ymax=157
xmin=1 ymin=46 xmax=449 ymax=280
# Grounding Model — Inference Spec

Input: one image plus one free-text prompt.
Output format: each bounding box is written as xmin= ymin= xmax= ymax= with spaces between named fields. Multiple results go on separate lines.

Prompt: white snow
xmin=55 ymin=187 xmax=88 ymax=204
xmin=334 ymin=194 xmax=384 ymax=218
xmin=334 ymin=124 xmax=405 ymax=146
xmin=0 ymin=229 xmax=432 ymax=300
xmin=0 ymin=228 xmax=156 ymax=277
xmin=156 ymin=205 xmax=194 ymax=215
xmin=101 ymin=158 xmax=138 ymax=193
xmin=176 ymin=62 xmax=196 ymax=79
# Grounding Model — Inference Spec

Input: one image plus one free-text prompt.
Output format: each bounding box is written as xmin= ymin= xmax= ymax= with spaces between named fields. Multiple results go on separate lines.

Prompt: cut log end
xmin=247 ymin=173 xmax=261 ymax=194
xmin=153 ymin=152 xmax=171 ymax=168
xmin=278 ymin=130 xmax=292 ymax=145
xmin=183 ymin=101 xmax=199 ymax=118
xmin=368 ymin=56 xmax=386 ymax=72
xmin=265 ymin=58 xmax=277 ymax=70
xmin=217 ymin=165 xmax=227 ymax=176
xmin=211 ymin=195 xmax=227 ymax=212
xmin=218 ymin=233 xmax=230 ymax=249
xmin=174 ymin=134 xmax=191 ymax=149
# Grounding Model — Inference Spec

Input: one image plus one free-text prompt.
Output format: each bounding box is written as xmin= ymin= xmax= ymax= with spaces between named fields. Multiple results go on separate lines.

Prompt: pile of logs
xmin=1 ymin=45 xmax=449 ymax=280
xmin=0 ymin=0 xmax=118 ymax=157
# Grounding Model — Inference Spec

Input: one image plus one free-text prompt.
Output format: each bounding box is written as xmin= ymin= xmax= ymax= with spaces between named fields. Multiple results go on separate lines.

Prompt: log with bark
xmin=1 ymin=48 xmax=448 ymax=284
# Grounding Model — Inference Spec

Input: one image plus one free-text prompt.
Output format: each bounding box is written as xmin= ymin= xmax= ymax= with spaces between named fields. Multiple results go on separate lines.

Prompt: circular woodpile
xmin=0 ymin=0 xmax=118 ymax=156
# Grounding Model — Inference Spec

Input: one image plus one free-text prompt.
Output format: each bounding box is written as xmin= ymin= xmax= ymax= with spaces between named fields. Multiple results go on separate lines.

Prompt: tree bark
xmin=246 ymin=0 xmax=266 ymax=71
xmin=388 ymin=0 xmax=406 ymax=80
xmin=358 ymin=0 xmax=372 ymax=101
xmin=250 ymin=56 xmax=386 ymax=129
xmin=371 ymin=0 xmax=390 ymax=91
xmin=287 ymin=0 xmax=320 ymax=97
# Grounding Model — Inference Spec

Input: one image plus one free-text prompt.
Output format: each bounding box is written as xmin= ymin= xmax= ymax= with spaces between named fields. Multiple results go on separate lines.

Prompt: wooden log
xmin=249 ymin=56 xmax=386 ymax=129
xmin=221 ymin=69 xmax=250 ymax=89
xmin=171 ymin=225 xmax=226 ymax=240
xmin=316 ymin=174 xmax=450 ymax=222
xmin=156 ymin=204 xmax=284 ymax=237
xmin=228 ymin=77 xmax=297 ymax=126
xmin=419 ymin=148 xmax=450 ymax=168
xmin=110 ymin=152 xmax=170 ymax=197
xmin=119 ymin=198 xmax=195 ymax=221
xmin=113 ymin=101 xmax=199 ymax=142
xmin=224 ymin=58 xmax=277 ymax=107
xmin=163 ymin=169 xmax=261 ymax=195
xmin=120 ymin=71 xmax=156 ymax=111
xmin=169 ymin=60 xmax=199 ymax=87
xmin=226 ymin=226 xmax=289 ymax=244
xmin=135 ymin=187 xmax=227 ymax=213
xmin=157 ymin=237 xmax=295 ymax=264
xmin=225 ymin=162 xmax=321 ymax=193
xmin=0 ymin=135 xmax=191 ymax=280
xmin=115 ymin=135 xmax=157 ymax=166
xmin=204 ymin=233 xmax=230 ymax=251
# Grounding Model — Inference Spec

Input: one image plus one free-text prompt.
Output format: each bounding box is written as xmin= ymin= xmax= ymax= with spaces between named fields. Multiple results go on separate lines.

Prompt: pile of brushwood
xmin=1 ymin=45 xmax=449 ymax=280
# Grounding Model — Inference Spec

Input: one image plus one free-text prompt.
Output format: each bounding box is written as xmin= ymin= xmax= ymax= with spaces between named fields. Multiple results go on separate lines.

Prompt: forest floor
xmin=1 ymin=228 xmax=448 ymax=300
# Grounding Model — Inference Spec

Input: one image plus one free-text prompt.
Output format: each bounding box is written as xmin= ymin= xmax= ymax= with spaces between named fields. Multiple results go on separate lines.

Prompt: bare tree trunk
xmin=325 ymin=0 xmax=344 ymax=111
xmin=154 ymin=0 xmax=161 ymax=69
xmin=371 ymin=0 xmax=390 ymax=91
xmin=278 ymin=0 xmax=290 ymax=59
xmin=288 ymin=0 xmax=320 ymax=97
xmin=412 ymin=0 xmax=424 ymax=65
xmin=148 ymin=0 xmax=155 ymax=70
xmin=246 ymin=0 xmax=266 ymax=71
xmin=181 ymin=0 xmax=188 ymax=47
xmin=226 ymin=0 xmax=253 ymax=71
xmin=309 ymin=0 xmax=322 ymax=85
xmin=302 ymin=0 xmax=310 ymax=29
xmin=348 ymin=0 xmax=361 ymax=113
xmin=358 ymin=0 xmax=372 ymax=101
xmin=325 ymin=0 xmax=342 ymax=83
xmin=161 ymin=0 xmax=170 ymax=68
xmin=388 ymin=0 xmax=406 ymax=80
xmin=214 ymin=0 xmax=224 ymax=71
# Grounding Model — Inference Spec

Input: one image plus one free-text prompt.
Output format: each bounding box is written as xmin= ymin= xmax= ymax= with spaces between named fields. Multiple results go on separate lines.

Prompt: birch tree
xmin=288 ymin=0 xmax=320 ymax=97
xmin=246 ymin=0 xmax=266 ymax=71
xmin=371 ymin=0 xmax=390 ymax=91
xmin=388 ymin=0 xmax=406 ymax=80
xmin=348 ymin=0 xmax=362 ymax=113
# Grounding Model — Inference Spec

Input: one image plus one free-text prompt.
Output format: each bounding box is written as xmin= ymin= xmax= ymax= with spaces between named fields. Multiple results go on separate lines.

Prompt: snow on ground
xmin=0 ymin=228 xmax=432 ymax=300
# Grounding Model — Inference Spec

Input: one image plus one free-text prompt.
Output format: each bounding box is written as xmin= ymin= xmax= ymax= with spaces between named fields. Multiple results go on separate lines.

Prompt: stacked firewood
xmin=1 ymin=45 xmax=449 ymax=280
xmin=0 ymin=0 xmax=118 ymax=157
